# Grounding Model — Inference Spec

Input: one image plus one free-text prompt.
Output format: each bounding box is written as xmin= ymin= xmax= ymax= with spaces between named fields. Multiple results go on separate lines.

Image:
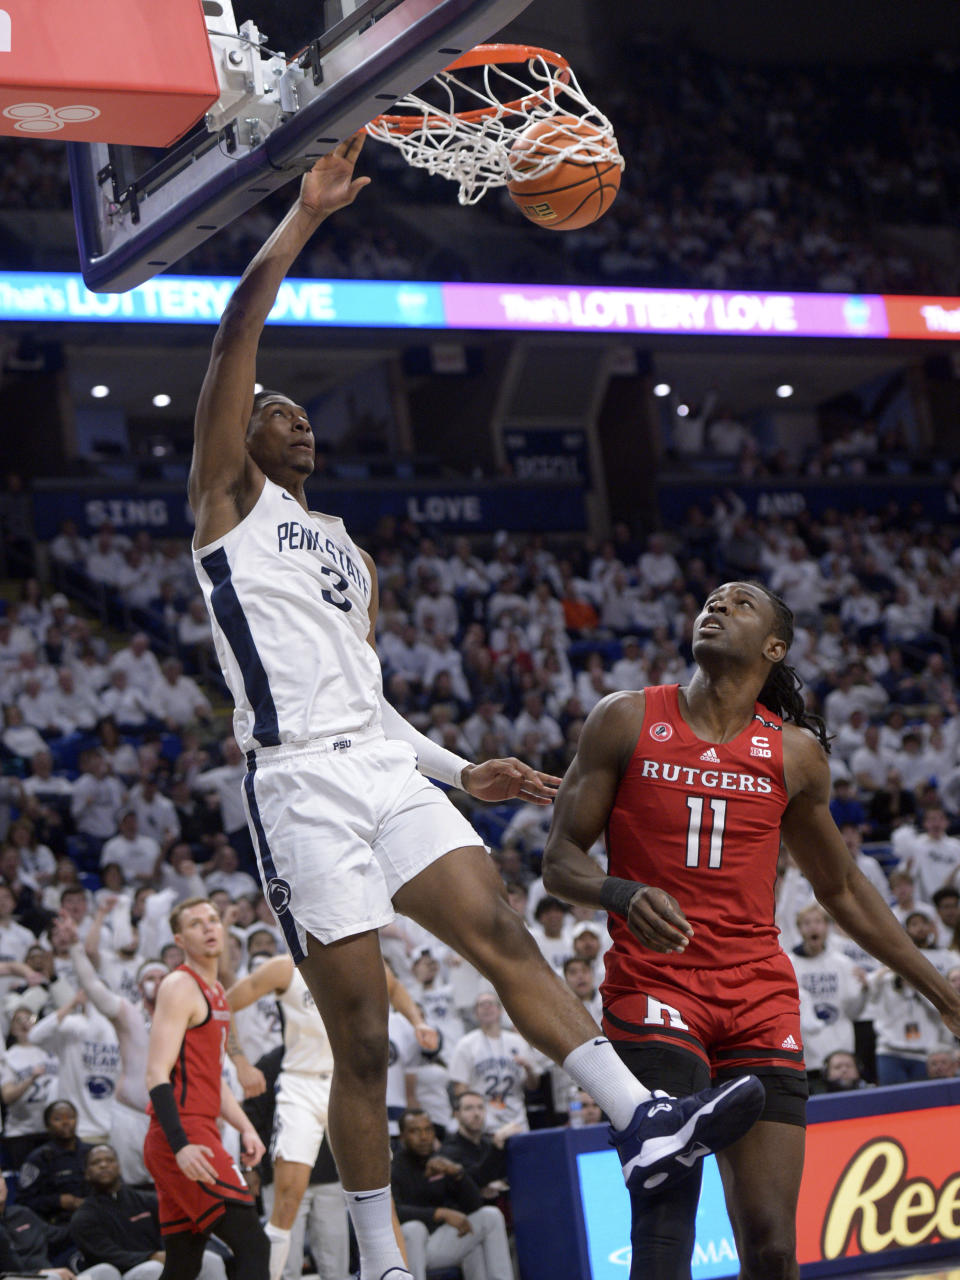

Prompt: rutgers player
xmin=543 ymin=581 xmax=960 ymax=1280
xmin=144 ymin=897 xmax=269 ymax=1280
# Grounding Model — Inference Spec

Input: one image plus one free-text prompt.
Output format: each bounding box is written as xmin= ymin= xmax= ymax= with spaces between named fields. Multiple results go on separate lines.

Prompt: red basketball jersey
xmin=164 ymin=964 xmax=231 ymax=1119
xmin=604 ymin=684 xmax=789 ymax=996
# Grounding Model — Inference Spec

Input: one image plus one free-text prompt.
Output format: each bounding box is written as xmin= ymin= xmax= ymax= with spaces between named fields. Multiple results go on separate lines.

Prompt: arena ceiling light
xmin=676 ymin=403 xmax=690 ymax=417
xmin=776 ymin=384 xmax=794 ymax=398
xmin=653 ymin=382 xmax=671 ymax=397
xmin=152 ymin=393 xmax=172 ymax=407
xmin=90 ymin=384 xmax=109 ymax=398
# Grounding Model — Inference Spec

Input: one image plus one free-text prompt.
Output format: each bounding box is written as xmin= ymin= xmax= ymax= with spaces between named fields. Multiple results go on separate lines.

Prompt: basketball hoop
xmin=365 ymin=44 xmax=623 ymax=205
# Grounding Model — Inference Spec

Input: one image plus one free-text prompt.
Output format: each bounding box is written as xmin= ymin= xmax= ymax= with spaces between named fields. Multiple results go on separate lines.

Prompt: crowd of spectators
xmin=1 ymin=44 xmax=957 ymax=293
xmin=2 ymin=487 xmax=960 ymax=1272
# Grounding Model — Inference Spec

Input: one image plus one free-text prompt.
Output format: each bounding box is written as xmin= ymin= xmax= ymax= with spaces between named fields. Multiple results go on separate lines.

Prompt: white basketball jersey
xmin=193 ymin=477 xmax=383 ymax=752
xmin=279 ymin=967 xmax=334 ymax=1076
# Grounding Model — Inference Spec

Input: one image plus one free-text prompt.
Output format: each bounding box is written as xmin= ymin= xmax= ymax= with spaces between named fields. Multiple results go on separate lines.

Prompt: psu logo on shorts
xmin=649 ymin=722 xmax=673 ymax=742
xmin=267 ymin=877 xmax=293 ymax=915
xmin=332 ymin=739 xmax=351 ymax=751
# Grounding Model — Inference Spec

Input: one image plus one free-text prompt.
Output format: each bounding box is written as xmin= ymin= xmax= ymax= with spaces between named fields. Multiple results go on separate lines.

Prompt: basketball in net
xmin=366 ymin=45 xmax=625 ymax=211
xmin=506 ymin=114 xmax=622 ymax=230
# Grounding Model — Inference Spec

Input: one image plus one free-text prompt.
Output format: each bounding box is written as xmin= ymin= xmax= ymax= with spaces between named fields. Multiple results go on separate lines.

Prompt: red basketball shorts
xmin=602 ymin=948 xmax=805 ymax=1075
xmin=144 ymin=1115 xmax=254 ymax=1235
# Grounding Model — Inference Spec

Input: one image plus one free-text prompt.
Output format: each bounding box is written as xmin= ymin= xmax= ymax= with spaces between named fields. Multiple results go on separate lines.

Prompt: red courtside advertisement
xmin=796 ymin=1105 xmax=960 ymax=1266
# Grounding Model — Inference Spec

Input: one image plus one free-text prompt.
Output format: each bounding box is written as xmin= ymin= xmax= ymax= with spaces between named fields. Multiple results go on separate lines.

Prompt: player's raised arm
xmin=781 ymin=725 xmax=960 ymax=1038
xmin=189 ymin=135 xmax=371 ymax=530
xmin=226 ymin=954 xmax=294 ymax=1011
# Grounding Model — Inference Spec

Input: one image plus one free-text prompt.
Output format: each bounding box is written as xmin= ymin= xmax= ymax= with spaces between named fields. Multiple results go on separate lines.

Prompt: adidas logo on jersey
xmin=781 ymin=1034 xmax=799 ymax=1050
xmin=699 ymin=747 xmax=720 ymax=762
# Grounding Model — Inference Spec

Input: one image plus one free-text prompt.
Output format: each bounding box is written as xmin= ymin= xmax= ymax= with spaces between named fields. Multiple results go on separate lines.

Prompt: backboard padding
xmin=69 ymin=0 xmax=535 ymax=293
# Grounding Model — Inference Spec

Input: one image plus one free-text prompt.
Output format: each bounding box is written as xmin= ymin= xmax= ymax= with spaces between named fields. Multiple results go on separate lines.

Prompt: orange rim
xmin=368 ymin=43 xmax=572 ymax=135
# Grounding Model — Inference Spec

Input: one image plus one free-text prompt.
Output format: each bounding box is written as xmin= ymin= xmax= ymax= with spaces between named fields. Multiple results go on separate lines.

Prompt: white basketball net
xmin=365 ymin=48 xmax=623 ymax=206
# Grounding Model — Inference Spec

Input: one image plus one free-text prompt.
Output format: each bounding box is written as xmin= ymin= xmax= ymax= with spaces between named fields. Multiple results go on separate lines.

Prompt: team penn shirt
xmin=193 ymin=477 xmax=382 ymax=752
xmin=604 ymin=684 xmax=790 ymax=987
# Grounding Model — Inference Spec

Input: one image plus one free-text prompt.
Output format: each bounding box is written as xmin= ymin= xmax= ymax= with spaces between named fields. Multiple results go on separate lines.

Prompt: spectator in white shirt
xmin=70 ymin=750 xmax=126 ymax=845
xmin=512 ymin=691 xmax=563 ymax=758
xmin=893 ymin=805 xmax=960 ymax=901
xmin=461 ymin=700 xmax=514 ymax=759
xmin=420 ymin=633 xmax=472 ymax=704
xmin=609 ymin=637 xmax=647 ymax=692
xmin=127 ymin=772 xmax=180 ymax=852
xmin=412 ymin=576 xmax=460 ymax=640
xmin=49 ymin=519 xmax=88 ymax=567
xmin=100 ymin=809 xmax=162 ymax=887
xmin=637 ymin=533 xmax=681 ymax=591
xmin=789 ymin=904 xmax=868 ymax=1083
xmin=528 ymin=896 xmax=572 ymax=976
xmin=152 ymin=657 xmax=212 ymax=729
xmin=85 ymin=524 xmax=128 ymax=589
xmin=837 ymin=822 xmax=890 ymax=899
xmin=100 ymin=668 xmax=152 ymax=731
xmin=769 ymin=541 xmax=827 ymax=619
xmin=108 ymin=632 xmax=162 ymax=698
xmin=176 ymin=596 xmax=215 ymax=657
xmin=193 ymin=736 xmax=248 ymax=842
xmin=47 ymin=667 xmax=99 ymax=734
xmin=446 ymin=537 xmax=489 ymax=596
xmin=202 ymin=842 xmax=260 ymax=900
xmin=0 ymin=882 xmax=36 ymax=1002
xmin=850 ymin=724 xmax=890 ymax=791
xmin=574 ymin=653 xmax=614 ymax=714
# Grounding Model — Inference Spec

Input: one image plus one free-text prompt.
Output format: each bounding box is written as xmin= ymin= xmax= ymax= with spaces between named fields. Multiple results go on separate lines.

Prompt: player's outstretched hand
xmin=236 ymin=1059 xmax=267 ymax=1099
xmin=176 ymin=1143 xmax=217 ymax=1184
xmin=299 ymin=134 xmax=371 ymax=217
xmin=240 ymin=1126 xmax=266 ymax=1169
xmin=626 ymin=885 xmax=693 ymax=955
xmin=462 ymin=758 xmax=561 ymax=806
xmin=414 ymin=1023 xmax=440 ymax=1053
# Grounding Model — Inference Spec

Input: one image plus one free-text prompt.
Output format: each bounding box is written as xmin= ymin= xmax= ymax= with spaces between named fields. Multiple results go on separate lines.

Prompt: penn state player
xmin=542 ymin=580 xmax=960 ymax=1280
xmin=190 ymin=136 xmax=764 ymax=1280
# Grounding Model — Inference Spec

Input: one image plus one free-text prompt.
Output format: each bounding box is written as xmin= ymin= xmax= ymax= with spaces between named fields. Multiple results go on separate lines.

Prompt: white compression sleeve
xmin=378 ymin=693 xmax=471 ymax=788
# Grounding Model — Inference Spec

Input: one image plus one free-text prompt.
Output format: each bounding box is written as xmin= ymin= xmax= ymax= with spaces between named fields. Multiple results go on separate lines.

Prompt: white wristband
xmin=378 ymin=694 xmax=471 ymax=789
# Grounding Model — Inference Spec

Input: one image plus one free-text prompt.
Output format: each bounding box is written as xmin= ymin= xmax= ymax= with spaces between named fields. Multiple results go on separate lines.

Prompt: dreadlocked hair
xmin=751 ymin=583 xmax=832 ymax=753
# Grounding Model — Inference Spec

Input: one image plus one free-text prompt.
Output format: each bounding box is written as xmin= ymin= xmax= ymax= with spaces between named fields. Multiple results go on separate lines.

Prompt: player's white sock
xmin=563 ymin=1036 xmax=651 ymax=1129
xmin=343 ymin=1186 xmax=410 ymax=1280
xmin=265 ymin=1221 xmax=291 ymax=1280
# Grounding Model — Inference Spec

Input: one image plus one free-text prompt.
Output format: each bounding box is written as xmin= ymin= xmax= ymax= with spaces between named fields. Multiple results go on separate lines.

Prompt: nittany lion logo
xmin=87 ymin=1076 xmax=115 ymax=1099
xmin=267 ymin=877 xmax=293 ymax=915
xmin=649 ymin=722 xmax=673 ymax=741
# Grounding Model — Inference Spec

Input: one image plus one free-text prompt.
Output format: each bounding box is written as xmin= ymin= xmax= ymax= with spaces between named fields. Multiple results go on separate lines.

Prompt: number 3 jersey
xmin=193 ymin=476 xmax=383 ymax=752
xmin=604 ymin=684 xmax=789 ymax=991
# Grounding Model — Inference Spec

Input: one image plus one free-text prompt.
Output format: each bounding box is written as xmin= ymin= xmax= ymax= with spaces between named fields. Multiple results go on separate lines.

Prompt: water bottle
xmin=568 ymin=1085 xmax=584 ymax=1128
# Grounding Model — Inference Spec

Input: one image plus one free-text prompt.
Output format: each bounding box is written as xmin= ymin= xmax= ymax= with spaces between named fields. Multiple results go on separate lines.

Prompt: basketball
xmin=507 ymin=114 xmax=622 ymax=231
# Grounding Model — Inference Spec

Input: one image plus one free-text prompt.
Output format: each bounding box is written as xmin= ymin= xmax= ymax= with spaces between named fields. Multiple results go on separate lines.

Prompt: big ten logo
xmin=522 ymin=201 xmax=558 ymax=221
xmin=0 ymin=9 xmax=10 ymax=52
xmin=821 ymin=1137 xmax=960 ymax=1259
xmin=750 ymin=735 xmax=772 ymax=759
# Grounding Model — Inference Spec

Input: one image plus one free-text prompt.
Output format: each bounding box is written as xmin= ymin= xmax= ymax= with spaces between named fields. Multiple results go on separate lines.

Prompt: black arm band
xmin=149 ymin=1083 xmax=189 ymax=1155
xmin=600 ymin=876 xmax=646 ymax=920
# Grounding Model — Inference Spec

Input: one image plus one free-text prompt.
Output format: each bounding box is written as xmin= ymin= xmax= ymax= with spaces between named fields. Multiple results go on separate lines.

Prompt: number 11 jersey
xmin=604 ymin=683 xmax=789 ymax=986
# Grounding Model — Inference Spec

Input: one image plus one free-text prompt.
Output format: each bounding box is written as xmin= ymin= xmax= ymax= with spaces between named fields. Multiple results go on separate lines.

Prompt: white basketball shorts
xmin=272 ymin=1069 xmax=333 ymax=1167
xmin=241 ymin=729 xmax=483 ymax=955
